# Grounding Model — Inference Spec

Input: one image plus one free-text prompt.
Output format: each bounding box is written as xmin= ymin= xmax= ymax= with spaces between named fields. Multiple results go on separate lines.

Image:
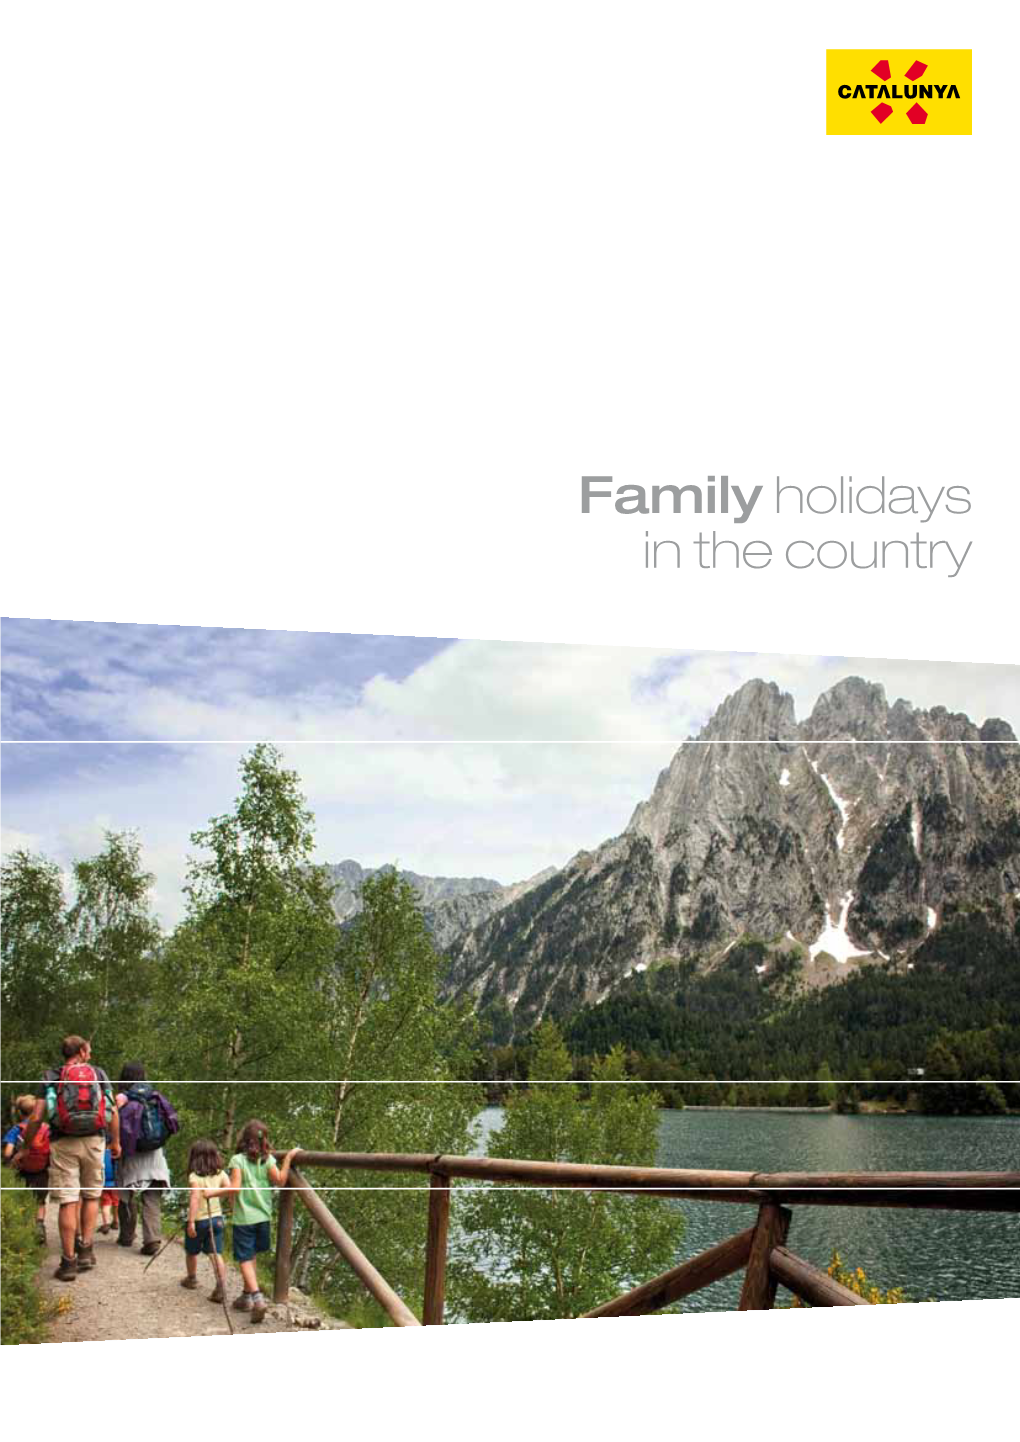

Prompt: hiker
xmin=2 ymin=1098 xmax=25 ymax=1158
xmin=116 ymin=1062 xmax=179 ymax=1255
xmin=22 ymin=1035 xmax=120 ymax=1281
xmin=227 ymin=1120 xmax=299 ymax=1323
xmin=99 ymin=1130 xmax=119 ymax=1234
xmin=4 ymin=1095 xmax=51 ymax=1245
xmin=181 ymin=1138 xmax=232 ymax=1303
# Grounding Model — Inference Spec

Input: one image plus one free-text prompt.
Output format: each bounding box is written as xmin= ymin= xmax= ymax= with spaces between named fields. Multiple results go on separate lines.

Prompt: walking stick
xmin=205 ymin=1194 xmax=234 ymax=1336
xmin=142 ymin=1217 xmax=183 ymax=1272
xmin=140 ymin=1184 xmax=190 ymax=1272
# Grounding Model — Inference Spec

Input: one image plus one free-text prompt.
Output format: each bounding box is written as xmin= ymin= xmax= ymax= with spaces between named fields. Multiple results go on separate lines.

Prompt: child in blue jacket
xmin=99 ymin=1134 xmax=118 ymax=1233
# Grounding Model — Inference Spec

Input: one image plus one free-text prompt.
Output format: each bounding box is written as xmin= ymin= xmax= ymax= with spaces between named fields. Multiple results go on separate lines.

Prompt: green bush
xmin=1 ymin=1186 xmax=52 ymax=1345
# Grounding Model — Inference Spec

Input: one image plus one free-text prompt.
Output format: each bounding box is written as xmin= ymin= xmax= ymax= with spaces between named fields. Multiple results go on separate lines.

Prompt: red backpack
xmin=19 ymin=1120 xmax=50 ymax=1174
xmin=55 ymin=1062 xmax=106 ymax=1136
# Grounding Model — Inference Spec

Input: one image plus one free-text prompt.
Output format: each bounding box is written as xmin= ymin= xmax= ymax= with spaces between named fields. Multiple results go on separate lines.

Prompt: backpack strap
xmin=155 ymin=1093 xmax=180 ymax=1134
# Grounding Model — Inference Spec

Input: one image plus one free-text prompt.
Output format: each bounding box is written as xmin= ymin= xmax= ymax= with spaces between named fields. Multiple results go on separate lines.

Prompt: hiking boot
xmin=139 ymin=1241 xmax=161 ymax=1257
xmin=77 ymin=1243 xmax=96 ymax=1271
xmin=208 ymin=1282 xmax=225 ymax=1304
xmin=117 ymin=1236 xmax=134 ymax=1248
xmin=250 ymin=1294 xmax=268 ymax=1324
xmin=36 ymin=1221 xmax=47 ymax=1246
xmin=232 ymin=1291 xmax=254 ymax=1312
xmin=54 ymin=1255 xmax=78 ymax=1282
xmin=180 ymin=1275 xmax=199 ymax=1290
xmin=99 ymin=1224 xmax=111 ymax=1234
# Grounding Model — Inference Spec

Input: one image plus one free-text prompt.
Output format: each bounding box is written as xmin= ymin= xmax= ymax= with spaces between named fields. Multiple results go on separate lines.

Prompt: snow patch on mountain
xmin=808 ymin=757 xmax=852 ymax=850
xmin=809 ymin=892 xmax=872 ymax=964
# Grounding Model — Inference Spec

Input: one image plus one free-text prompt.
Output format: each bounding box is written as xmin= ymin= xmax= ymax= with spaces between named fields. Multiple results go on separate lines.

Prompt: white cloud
xmin=1 ymin=825 xmax=43 ymax=856
xmin=3 ymin=632 xmax=1016 ymax=928
xmin=353 ymin=644 xmax=1020 ymax=743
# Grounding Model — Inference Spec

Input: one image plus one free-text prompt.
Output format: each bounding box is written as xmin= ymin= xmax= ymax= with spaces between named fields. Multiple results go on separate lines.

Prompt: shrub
xmin=1 ymin=1187 xmax=52 ymax=1345
xmin=789 ymin=1250 xmax=905 ymax=1307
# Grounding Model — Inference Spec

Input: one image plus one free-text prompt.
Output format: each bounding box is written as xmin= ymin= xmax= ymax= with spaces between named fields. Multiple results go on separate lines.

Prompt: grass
xmin=1 ymin=1184 xmax=54 ymax=1345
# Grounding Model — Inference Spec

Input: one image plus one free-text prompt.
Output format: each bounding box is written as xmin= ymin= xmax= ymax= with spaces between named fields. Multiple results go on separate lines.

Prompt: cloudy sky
xmin=3 ymin=618 xmax=1017 ymax=926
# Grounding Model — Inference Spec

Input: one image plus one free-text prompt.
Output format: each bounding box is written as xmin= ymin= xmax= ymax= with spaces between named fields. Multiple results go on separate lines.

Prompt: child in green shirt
xmin=227 ymin=1119 xmax=298 ymax=1323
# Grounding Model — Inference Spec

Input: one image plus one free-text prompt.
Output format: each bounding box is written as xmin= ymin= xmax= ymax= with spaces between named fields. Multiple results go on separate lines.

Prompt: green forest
xmin=474 ymin=920 xmax=1020 ymax=1115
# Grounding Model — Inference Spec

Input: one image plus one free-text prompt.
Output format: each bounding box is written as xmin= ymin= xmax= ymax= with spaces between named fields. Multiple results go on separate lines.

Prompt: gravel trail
xmin=36 ymin=1205 xmax=342 ymax=1343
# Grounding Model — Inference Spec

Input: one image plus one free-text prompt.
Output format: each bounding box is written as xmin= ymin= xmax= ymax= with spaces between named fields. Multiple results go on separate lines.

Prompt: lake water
xmin=476 ymin=1108 xmax=1020 ymax=1309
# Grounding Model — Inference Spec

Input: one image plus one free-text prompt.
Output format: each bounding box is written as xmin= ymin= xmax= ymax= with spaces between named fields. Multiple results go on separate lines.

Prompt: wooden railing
xmin=271 ymin=1151 xmax=1020 ymax=1324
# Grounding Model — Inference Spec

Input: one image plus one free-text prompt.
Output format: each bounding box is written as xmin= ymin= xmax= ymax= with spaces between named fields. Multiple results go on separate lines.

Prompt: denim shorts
xmin=232 ymin=1219 xmax=271 ymax=1262
xmin=185 ymin=1216 xmax=224 ymax=1256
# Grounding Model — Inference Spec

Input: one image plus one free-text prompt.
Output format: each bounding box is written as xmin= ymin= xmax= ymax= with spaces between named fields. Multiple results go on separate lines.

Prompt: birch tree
xmin=450 ymin=1022 xmax=685 ymax=1321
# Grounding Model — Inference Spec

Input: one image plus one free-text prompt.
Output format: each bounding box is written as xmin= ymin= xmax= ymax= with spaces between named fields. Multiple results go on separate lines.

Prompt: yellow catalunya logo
xmin=826 ymin=50 xmax=972 ymax=134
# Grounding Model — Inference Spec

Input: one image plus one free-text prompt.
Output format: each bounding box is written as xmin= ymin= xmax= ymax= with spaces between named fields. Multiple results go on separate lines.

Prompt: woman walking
xmin=116 ymin=1062 xmax=179 ymax=1255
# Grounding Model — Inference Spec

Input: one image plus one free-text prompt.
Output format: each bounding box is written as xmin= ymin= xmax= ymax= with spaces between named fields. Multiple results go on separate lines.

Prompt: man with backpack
xmin=115 ymin=1061 xmax=178 ymax=1255
xmin=22 ymin=1034 xmax=120 ymax=1282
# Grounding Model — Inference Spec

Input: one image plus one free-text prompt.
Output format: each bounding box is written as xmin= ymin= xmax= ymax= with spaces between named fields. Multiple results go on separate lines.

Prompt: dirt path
xmin=37 ymin=1203 xmax=344 ymax=1343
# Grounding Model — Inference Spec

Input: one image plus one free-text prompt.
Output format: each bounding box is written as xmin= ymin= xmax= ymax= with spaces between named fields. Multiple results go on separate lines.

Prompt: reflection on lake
xmin=475 ymin=1107 xmax=1020 ymax=1309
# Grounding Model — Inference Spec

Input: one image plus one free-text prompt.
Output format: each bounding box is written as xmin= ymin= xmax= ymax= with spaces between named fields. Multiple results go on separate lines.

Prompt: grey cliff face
xmin=442 ymin=677 xmax=1020 ymax=1028
xmin=324 ymin=860 xmax=556 ymax=950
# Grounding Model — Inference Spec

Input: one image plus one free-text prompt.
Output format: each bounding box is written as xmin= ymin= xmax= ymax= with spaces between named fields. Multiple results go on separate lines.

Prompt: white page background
xmin=2 ymin=1 xmax=1017 ymax=1431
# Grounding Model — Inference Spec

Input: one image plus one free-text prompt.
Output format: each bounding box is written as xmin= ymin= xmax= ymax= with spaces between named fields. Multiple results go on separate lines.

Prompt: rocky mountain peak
xmin=325 ymin=859 xmax=558 ymax=951
xmin=980 ymin=717 xmax=1018 ymax=743
xmin=699 ymin=678 xmax=797 ymax=742
xmin=442 ymin=674 xmax=1020 ymax=1029
xmin=803 ymin=676 xmax=889 ymax=741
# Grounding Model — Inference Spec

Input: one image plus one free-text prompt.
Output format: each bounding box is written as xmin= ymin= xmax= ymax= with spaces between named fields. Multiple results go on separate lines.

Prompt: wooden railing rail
xmin=276 ymin=1151 xmax=1020 ymax=1200
xmin=276 ymin=1166 xmax=421 ymax=1326
xmin=272 ymin=1150 xmax=1020 ymax=1323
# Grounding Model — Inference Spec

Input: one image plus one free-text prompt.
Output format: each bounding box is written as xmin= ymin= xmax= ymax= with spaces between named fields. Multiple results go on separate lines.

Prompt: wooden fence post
xmin=274 ymin=1184 xmax=296 ymax=1304
xmin=738 ymin=1201 xmax=791 ymax=1310
xmin=423 ymin=1171 xmax=451 ymax=1325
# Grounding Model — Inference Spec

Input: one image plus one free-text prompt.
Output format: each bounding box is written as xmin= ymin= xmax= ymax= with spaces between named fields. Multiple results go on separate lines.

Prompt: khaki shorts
xmin=48 ymin=1134 xmax=105 ymax=1204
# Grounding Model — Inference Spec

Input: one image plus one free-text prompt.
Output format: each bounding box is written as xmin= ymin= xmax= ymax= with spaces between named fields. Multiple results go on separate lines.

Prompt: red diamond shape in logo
xmin=905 ymin=61 xmax=928 ymax=80
xmin=871 ymin=59 xmax=891 ymax=80
xmin=906 ymin=103 xmax=928 ymax=125
xmin=872 ymin=102 xmax=894 ymax=124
